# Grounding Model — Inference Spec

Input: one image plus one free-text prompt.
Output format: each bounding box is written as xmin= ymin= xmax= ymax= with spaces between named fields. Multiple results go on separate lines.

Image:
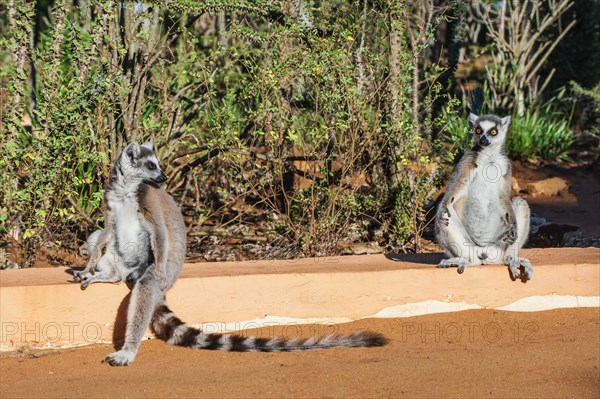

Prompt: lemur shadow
xmin=112 ymin=292 xmax=131 ymax=350
xmin=385 ymin=253 xmax=531 ymax=283
xmin=384 ymin=252 xmax=444 ymax=265
xmin=64 ymin=267 xmax=133 ymax=347
xmin=508 ymin=266 xmax=531 ymax=284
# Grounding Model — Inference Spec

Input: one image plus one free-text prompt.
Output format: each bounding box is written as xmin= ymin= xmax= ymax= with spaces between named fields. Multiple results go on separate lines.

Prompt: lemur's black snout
xmin=154 ymin=172 xmax=167 ymax=183
xmin=479 ymin=135 xmax=490 ymax=146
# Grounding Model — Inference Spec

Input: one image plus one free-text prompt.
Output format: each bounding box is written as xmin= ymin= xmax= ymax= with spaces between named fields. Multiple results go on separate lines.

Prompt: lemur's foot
xmin=71 ymin=270 xmax=93 ymax=290
xmin=437 ymin=257 xmax=471 ymax=274
xmin=73 ymin=270 xmax=121 ymax=290
xmin=103 ymin=350 xmax=136 ymax=367
xmin=506 ymin=256 xmax=533 ymax=280
xmin=71 ymin=270 xmax=84 ymax=282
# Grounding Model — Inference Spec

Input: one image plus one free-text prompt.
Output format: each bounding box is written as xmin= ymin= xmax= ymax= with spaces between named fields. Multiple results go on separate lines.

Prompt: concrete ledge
xmin=1 ymin=248 xmax=598 ymax=350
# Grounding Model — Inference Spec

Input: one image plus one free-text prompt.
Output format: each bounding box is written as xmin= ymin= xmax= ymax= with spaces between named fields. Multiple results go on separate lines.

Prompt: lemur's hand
xmin=439 ymin=205 xmax=451 ymax=227
xmin=70 ymin=257 xmax=96 ymax=283
xmin=71 ymin=269 xmax=93 ymax=289
xmin=502 ymin=224 xmax=517 ymax=245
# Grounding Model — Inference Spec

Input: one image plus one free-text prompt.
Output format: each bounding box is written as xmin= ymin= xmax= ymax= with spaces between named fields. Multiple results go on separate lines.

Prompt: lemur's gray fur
xmin=74 ymin=142 xmax=388 ymax=366
xmin=435 ymin=113 xmax=532 ymax=280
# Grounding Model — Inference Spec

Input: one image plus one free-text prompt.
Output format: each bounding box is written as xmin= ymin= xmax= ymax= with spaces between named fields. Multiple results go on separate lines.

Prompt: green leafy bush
xmin=507 ymin=106 xmax=574 ymax=161
xmin=1 ymin=0 xmax=582 ymax=266
xmin=444 ymin=106 xmax=574 ymax=162
xmin=572 ymin=81 xmax=600 ymax=136
xmin=1 ymin=1 xmax=464 ymax=265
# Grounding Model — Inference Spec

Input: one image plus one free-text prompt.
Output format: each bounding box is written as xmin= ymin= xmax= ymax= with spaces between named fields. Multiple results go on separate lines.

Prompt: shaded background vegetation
xmin=1 ymin=0 xmax=598 ymax=267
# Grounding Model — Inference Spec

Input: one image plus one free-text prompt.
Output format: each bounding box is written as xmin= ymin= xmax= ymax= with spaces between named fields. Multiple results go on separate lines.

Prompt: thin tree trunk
xmin=387 ymin=2 xmax=406 ymax=189
xmin=356 ymin=0 xmax=368 ymax=94
xmin=6 ymin=0 xmax=35 ymax=131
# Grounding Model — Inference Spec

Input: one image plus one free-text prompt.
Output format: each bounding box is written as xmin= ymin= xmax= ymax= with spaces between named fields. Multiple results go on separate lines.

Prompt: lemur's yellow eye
xmin=475 ymin=127 xmax=482 ymax=135
xmin=490 ymin=129 xmax=497 ymax=136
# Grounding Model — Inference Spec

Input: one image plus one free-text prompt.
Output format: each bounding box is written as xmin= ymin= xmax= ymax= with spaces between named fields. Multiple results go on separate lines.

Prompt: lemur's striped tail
xmin=151 ymin=304 xmax=388 ymax=352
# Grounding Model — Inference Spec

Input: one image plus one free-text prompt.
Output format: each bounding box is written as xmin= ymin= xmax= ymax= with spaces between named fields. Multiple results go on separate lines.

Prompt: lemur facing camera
xmin=435 ymin=113 xmax=532 ymax=280
xmin=73 ymin=142 xmax=388 ymax=366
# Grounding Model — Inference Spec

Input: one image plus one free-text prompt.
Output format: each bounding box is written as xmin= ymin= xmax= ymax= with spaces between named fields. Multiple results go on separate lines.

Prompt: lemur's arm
xmin=148 ymin=218 xmax=168 ymax=282
xmin=85 ymin=205 xmax=114 ymax=273
xmin=444 ymin=154 xmax=476 ymax=217
xmin=500 ymin=172 xmax=517 ymax=245
xmin=138 ymin=189 xmax=169 ymax=289
xmin=436 ymin=153 xmax=486 ymax=248
xmin=72 ymin=205 xmax=114 ymax=284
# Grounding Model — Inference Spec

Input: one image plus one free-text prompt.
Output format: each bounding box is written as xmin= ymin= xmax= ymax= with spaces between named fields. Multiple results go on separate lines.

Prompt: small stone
xmin=526 ymin=177 xmax=569 ymax=197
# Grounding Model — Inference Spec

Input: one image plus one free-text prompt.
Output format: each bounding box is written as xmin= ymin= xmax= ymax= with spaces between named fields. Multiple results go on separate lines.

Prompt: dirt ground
xmin=1 ymin=308 xmax=598 ymax=399
xmin=512 ymin=161 xmax=600 ymax=236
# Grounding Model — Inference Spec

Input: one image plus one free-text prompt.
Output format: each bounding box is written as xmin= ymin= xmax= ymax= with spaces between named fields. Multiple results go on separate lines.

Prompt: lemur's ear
xmin=141 ymin=142 xmax=153 ymax=151
xmin=501 ymin=115 xmax=511 ymax=127
xmin=126 ymin=142 xmax=141 ymax=160
xmin=468 ymin=113 xmax=479 ymax=126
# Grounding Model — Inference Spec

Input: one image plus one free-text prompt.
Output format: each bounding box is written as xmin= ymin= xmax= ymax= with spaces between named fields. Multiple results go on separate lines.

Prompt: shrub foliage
xmin=0 ymin=0 xmax=587 ymax=265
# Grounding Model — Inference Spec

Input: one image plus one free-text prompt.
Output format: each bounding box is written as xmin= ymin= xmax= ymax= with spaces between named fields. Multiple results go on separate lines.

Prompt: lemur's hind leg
xmin=103 ymin=272 xmax=161 ymax=366
xmin=437 ymin=257 xmax=472 ymax=274
xmin=73 ymin=255 xmax=122 ymax=290
xmin=436 ymin=204 xmax=485 ymax=274
xmin=503 ymin=197 xmax=532 ymax=280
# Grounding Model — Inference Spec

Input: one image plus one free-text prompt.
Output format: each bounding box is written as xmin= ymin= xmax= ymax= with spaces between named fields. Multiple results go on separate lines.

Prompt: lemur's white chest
xmin=106 ymin=188 xmax=147 ymax=256
xmin=463 ymin=152 xmax=510 ymax=243
xmin=470 ymin=152 xmax=508 ymax=191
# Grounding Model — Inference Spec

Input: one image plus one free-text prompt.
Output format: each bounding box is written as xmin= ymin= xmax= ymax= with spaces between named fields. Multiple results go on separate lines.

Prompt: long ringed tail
xmin=151 ymin=304 xmax=388 ymax=352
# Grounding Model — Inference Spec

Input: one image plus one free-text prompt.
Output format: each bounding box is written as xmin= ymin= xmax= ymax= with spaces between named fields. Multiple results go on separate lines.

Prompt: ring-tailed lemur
xmin=73 ymin=142 xmax=388 ymax=366
xmin=435 ymin=113 xmax=532 ymax=280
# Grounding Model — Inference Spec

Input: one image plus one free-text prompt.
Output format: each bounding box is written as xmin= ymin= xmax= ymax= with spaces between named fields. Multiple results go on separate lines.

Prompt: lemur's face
xmin=121 ymin=142 xmax=167 ymax=184
xmin=468 ymin=113 xmax=511 ymax=149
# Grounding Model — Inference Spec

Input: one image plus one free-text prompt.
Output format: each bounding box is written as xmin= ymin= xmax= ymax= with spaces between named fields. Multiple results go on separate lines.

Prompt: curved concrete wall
xmin=1 ymin=248 xmax=598 ymax=350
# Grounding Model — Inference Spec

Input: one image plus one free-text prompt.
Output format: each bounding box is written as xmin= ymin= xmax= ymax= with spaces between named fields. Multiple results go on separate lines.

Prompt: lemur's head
xmin=118 ymin=142 xmax=167 ymax=185
xmin=469 ymin=113 xmax=511 ymax=150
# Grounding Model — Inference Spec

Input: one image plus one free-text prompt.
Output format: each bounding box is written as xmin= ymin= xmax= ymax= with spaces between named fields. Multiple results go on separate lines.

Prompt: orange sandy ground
xmin=1 ymin=308 xmax=599 ymax=399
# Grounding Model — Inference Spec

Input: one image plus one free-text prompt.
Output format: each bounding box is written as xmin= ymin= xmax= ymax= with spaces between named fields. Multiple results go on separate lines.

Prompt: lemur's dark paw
xmin=436 ymin=259 xmax=455 ymax=268
xmin=502 ymin=225 xmax=517 ymax=245
xmin=506 ymin=257 xmax=533 ymax=281
xmin=437 ymin=258 xmax=470 ymax=273
xmin=71 ymin=271 xmax=92 ymax=289
xmin=103 ymin=350 xmax=135 ymax=367
xmin=439 ymin=206 xmax=451 ymax=226
xmin=71 ymin=271 xmax=85 ymax=283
